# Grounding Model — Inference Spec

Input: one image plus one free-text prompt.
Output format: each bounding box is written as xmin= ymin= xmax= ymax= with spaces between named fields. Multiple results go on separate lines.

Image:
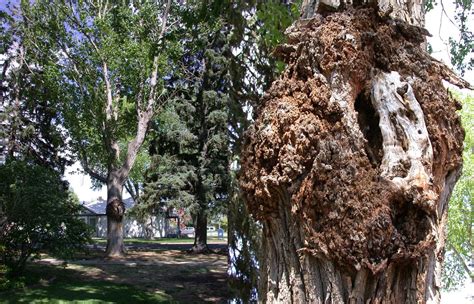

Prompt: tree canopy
xmin=18 ymin=0 xmax=179 ymax=183
xmin=443 ymin=92 xmax=474 ymax=288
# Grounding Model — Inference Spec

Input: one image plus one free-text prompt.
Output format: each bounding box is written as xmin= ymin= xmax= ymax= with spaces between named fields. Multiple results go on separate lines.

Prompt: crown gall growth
xmin=240 ymin=8 xmax=464 ymax=278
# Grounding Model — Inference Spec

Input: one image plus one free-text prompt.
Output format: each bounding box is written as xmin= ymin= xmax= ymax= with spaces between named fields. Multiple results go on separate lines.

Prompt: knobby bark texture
xmin=105 ymin=171 xmax=126 ymax=257
xmin=240 ymin=2 xmax=469 ymax=303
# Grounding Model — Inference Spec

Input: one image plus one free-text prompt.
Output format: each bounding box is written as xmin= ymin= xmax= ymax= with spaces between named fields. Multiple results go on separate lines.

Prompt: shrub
xmin=0 ymin=161 xmax=91 ymax=276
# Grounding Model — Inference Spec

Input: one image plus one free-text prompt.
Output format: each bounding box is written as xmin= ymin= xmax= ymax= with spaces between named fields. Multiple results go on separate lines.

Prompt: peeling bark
xmin=240 ymin=5 xmax=465 ymax=303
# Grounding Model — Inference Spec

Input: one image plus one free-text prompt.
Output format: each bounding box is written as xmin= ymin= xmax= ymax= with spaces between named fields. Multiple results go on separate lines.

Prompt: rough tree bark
xmin=192 ymin=208 xmax=209 ymax=253
xmin=104 ymin=170 xmax=126 ymax=257
xmin=191 ymin=166 xmax=211 ymax=253
xmin=240 ymin=0 xmax=471 ymax=302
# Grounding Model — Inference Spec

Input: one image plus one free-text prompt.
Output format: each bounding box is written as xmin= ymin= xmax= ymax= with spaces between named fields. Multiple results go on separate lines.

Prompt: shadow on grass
xmin=90 ymin=237 xmax=228 ymax=252
xmin=0 ymin=264 xmax=175 ymax=304
xmin=1 ymin=249 xmax=231 ymax=304
xmin=1 ymin=281 xmax=173 ymax=304
xmin=85 ymin=253 xmax=231 ymax=303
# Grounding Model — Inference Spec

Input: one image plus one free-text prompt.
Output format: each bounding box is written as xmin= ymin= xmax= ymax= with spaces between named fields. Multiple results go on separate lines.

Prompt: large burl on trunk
xmin=240 ymin=2 xmax=470 ymax=303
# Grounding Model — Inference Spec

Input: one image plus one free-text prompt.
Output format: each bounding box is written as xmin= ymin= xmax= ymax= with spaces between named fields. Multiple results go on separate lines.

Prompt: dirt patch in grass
xmin=34 ymin=249 xmax=230 ymax=303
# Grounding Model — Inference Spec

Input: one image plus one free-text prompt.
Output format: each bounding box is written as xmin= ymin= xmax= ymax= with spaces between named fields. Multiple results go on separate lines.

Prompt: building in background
xmin=77 ymin=197 xmax=169 ymax=238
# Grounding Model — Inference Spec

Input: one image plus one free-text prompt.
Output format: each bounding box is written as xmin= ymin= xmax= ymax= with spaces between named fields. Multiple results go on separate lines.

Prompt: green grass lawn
xmin=0 ymin=280 xmax=174 ymax=304
xmin=1 ymin=241 xmax=230 ymax=303
xmin=0 ymin=262 xmax=176 ymax=304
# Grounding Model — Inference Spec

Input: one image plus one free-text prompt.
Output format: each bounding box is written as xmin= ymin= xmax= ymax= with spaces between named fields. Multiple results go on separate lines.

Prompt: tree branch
xmin=159 ymin=0 xmax=172 ymax=42
xmin=100 ymin=61 xmax=121 ymax=165
xmin=80 ymin=151 xmax=107 ymax=183
xmin=124 ymin=178 xmax=140 ymax=203
xmin=118 ymin=0 xmax=172 ymax=181
xmin=448 ymin=242 xmax=474 ymax=280
xmin=102 ymin=62 xmax=115 ymax=122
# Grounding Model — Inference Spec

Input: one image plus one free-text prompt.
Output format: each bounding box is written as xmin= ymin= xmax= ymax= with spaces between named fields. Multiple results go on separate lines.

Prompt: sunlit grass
xmin=0 ymin=263 xmax=175 ymax=304
xmin=0 ymin=280 xmax=174 ymax=303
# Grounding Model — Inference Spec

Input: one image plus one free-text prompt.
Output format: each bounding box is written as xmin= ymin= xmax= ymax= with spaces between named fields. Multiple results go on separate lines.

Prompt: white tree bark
xmin=371 ymin=71 xmax=437 ymax=212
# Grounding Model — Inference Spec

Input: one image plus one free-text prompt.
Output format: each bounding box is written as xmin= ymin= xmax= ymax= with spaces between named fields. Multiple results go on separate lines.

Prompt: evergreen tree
xmin=225 ymin=1 xmax=300 ymax=300
xmin=141 ymin=10 xmax=230 ymax=253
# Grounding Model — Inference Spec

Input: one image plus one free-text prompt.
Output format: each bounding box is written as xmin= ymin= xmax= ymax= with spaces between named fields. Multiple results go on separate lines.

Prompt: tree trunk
xmin=191 ymin=165 xmax=211 ymax=253
xmin=105 ymin=170 xmax=126 ymax=257
xmin=192 ymin=208 xmax=210 ymax=253
xmin=240 ymin=1 xmax=468 ymax=303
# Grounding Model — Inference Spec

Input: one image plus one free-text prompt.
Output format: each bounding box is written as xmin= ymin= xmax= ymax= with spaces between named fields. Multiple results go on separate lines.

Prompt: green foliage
xmin=0 ymin=161 xmax=91 ymax=276
xmin=443 ymin=92 xmax=474 ymax=289
xmin=424 ymin=0 xmax=437 ymax=12
xmin=228 ymin=174 xmax=262 ymax=303
xmin=449 ymin=0 xmax=473 ymax=74
xmin=139 ymin=12 xmax=231 ymax=222
xmin=256 ymin=1 xmax=300 ymax=49
xmin=0 ymin=11 xmax=70 ymax=172
xmin=17 ymin=0 xmax=180 ymax=181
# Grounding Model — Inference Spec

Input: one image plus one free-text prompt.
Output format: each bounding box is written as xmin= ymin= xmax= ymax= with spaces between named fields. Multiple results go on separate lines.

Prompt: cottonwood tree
xmin=19 ymin=0 xmax=176 ymax=256
xmin=240 ymin=0 xmax=471 ymax=302
xmin=0 ymin=11 xmax=69 ymax=172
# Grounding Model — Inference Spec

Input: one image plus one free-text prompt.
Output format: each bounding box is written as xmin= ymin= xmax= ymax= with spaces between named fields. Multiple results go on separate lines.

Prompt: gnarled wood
xmin=105 ymin=174 xmax=126 ymax=257
xmin=240 ymin=7 xmax=464 ymax=303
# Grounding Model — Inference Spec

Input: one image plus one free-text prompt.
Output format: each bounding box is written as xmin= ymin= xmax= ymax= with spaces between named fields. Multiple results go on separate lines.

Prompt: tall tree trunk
xmin=240 ymin=1 xmax=470 ymax=303
xmin=192 ymin=208 xmax=209 ymax=253
xmin=105 ymin=170 xmax=125 ymax=257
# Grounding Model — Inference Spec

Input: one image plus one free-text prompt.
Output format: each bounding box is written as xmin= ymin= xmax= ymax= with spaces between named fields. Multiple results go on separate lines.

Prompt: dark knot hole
xmin=354 ymin=91 xmax=383 ymax=167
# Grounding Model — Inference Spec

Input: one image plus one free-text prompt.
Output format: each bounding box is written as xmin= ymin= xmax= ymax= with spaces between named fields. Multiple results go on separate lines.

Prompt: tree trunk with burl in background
xmin=105 ymin=170 xmax=126 ymax=257
xmin=240 ymin=0 xmax=472 ymax=302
